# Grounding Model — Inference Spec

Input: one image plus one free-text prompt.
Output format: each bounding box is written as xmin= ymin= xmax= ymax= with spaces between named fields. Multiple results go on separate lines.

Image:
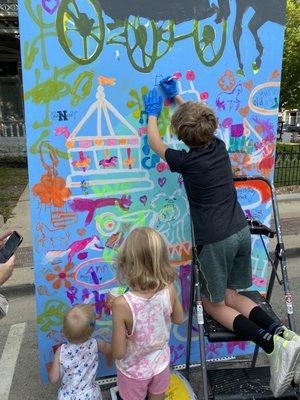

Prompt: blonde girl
xmin=111 ymin=227 xmax=184 ymax=400
xmin=48 ymin=304 xmax=112 ymax=400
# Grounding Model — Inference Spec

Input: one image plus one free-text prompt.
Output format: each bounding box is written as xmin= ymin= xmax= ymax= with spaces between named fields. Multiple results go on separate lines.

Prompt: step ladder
xmin=185 ymin=176 xmax=299 ymax=399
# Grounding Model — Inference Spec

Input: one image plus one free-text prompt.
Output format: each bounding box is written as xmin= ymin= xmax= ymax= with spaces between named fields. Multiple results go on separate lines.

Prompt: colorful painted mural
xmin=18 ymin=0 xmax=286 ymax=382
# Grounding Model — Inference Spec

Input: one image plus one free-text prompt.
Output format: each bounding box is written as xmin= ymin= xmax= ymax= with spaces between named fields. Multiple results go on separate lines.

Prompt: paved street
xmin=1 ymin=251 xmax=300 ymax=399
xmin=0 ymin=188 xmax=300 ymax=399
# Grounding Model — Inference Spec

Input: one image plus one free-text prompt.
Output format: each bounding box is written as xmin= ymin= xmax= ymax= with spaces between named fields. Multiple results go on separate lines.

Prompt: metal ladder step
xmin=204 ymin=291 xmax=282 ymax=342
xmin=207 ymin=367 xmax=297 ymax=399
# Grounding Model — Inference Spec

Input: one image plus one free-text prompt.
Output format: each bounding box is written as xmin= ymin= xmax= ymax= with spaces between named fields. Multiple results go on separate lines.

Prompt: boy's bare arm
xmin=147 ymin=116 xmax=168 ymax=160
xmin=174 ymin=95 xmax=185 ymax=105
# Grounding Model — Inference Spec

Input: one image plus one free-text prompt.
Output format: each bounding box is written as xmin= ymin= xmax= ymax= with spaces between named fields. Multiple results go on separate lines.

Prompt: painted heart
xmin=158 ymin=177 xmax=167 ymax=187
xmin=239 ymin=106 xmax=249 ymax=117
xmin=42 ymin=0 xmax=60 ymax=15
xmin=139 ymin=195 xmax=147 ymax=205
xmin=243 ymin=80 xmax=253 ymax=91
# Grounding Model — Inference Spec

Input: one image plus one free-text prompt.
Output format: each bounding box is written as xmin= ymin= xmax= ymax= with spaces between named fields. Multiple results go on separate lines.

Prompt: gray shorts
xmin=197 ymin=226 xmax=252 ymax=303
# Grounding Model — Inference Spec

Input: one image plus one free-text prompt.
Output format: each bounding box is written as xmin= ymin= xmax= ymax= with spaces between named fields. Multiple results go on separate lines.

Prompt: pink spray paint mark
xmin=227 ymin=341 xmax=247 ymax=354
xmin=186 ymin=70 xmax=196 ymax=81
xmin=222 ymin=117 xmax=233 ymax=129
xmin=230 ymin=123 xmax=244 ymax=138
xmin=69 ymin=196 xmax=132 ymax=225
xmin=54 ymin=126 xmax=70 ymax=138
xmin=127 ymin=148 xmax=132 ymax=169
xmin=77 ymin=252 xmax=87 ymax=260
xmin=173 ymin=72 xmax=182 ymax=80
xmin=200 ymin=91 xmax=209 ymax=100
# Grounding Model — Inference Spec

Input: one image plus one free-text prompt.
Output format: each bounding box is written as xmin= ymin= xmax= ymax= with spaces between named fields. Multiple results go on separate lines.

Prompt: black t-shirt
xmin=165 ymin=137 xmax=247 ymax=245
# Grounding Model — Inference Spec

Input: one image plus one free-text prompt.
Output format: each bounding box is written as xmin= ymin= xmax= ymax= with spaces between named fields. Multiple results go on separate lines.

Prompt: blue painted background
xmin=18 ymin=0 xmax=286 ymax=382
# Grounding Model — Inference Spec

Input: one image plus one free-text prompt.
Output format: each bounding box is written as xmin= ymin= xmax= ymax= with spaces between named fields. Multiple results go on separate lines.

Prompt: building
xmin=0 ymin=0 xmax=25 ymax=156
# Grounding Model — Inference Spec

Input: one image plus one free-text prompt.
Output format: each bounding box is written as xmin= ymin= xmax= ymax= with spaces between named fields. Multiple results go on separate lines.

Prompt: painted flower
xmin=200 ymin=91 xmax=209 ymax=100
xmin=46 ymin=263 xmax=74 ymax=289
xmin=230 ymin=153 xmax=252 ymax=176
xmin=186 ymin=70 xmax=196 ymax=81
xmin=32 ymin=174 xmax=71 ymax=208
xmin=173 ymin=72 xmax=182 ymax=80
xmin=222 ymin=117 xmax=233 ymax=129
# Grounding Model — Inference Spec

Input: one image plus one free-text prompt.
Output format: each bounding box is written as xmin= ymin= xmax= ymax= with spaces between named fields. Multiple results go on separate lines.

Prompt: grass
xmin=0 ymin=165 xmax=28 ymax=222
xmin=274 ymin=144 xmax=300 ymax=187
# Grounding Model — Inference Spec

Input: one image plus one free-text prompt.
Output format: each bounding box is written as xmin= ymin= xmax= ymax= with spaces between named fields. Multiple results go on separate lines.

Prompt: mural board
xmin=18 ymin=0 xmax=286 ymax=381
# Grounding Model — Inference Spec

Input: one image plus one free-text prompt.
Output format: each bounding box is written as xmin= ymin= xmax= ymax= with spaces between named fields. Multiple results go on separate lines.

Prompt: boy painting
xmin=143 ymin=77 xmax=300 ymax=398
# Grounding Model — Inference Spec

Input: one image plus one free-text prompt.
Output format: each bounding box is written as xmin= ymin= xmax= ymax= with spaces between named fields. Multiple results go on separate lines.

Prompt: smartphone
xmin=0 ymin=231 xmax=23 ymax=263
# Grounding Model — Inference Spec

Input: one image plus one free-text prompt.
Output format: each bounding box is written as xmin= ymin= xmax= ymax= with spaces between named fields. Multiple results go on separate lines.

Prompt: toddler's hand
xmin=105 ymin=352 xmax=113 ymax=367
xmin=46 ymin=362 xmax=52 ymax=373
xmin=160 ymin=76 xmax=178 ymax=99
xmin=143 ymin=88 xmax=162 ymax=117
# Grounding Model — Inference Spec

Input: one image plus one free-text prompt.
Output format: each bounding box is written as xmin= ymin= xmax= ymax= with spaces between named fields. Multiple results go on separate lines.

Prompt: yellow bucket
xmin=165 ymin=371 xmax=198 ymax=400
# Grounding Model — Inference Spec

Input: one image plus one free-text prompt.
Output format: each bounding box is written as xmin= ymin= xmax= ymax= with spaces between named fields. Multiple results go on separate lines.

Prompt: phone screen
xmin=0 ymin=232 xmax=23 ymax=263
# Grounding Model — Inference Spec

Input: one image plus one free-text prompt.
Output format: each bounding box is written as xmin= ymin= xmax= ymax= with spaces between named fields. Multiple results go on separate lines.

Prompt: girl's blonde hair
xmin=63 ymin=304 xmax=95 ymax=344
xmin=116 ymin=227 xmax=176 ymax=291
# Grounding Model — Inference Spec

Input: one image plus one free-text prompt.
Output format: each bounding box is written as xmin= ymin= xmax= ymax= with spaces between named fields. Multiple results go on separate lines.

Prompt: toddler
xmin=48 ymin=304 xmax=112 ymax=400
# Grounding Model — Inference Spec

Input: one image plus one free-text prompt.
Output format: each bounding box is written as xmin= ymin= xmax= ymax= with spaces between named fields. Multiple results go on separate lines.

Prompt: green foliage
xmin=126 ymin=86 xmax=149 ymax=119
xmin=280 ymin=0 xmax=300 ymax=109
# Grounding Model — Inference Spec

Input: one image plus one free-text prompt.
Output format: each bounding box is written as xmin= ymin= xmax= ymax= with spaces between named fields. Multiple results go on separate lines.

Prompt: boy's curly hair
xmin=171 ymin=101 xmax=218 ymax=147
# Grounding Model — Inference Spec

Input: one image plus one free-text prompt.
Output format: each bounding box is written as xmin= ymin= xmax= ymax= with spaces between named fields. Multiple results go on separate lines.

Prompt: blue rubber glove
xmin=159 ymin=76 xmax=178 ymax=99
xmin=143 ymin=88 xmax=162 ymax=117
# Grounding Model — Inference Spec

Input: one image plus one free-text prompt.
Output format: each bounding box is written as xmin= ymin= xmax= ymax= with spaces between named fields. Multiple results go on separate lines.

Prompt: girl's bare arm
xmin=111 ymin=298 xmax=127 ymax=359
xmin=170 ymin=283 xmax=184 ymax=324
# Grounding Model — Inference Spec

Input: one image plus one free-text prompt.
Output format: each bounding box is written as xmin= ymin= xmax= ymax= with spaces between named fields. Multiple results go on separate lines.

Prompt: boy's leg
xmin=225 ymin=289 xmax=257 ymax=317
xmin=226 ymin=289 xmax=285 ymax=335
xmin=225 ymin=225 xmax=285 ymax=335
xmin=202 ymin=296 xmax=274 ymax=353
xmin=202 ymin=296 xmax=240 ymax=331
xmin=202 ymin=294 xmax=300 ymax=397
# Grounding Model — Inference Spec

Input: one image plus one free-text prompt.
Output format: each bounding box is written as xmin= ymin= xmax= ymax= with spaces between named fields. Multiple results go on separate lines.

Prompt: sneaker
xmin=282 ymin=326 xmax=300 ymax=384
xmin=267 ymin=334 xmax=300 ymax=397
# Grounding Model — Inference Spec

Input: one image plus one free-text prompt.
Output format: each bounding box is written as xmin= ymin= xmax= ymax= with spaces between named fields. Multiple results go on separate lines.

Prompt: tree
xmin=280 ymin=0 xmax=300 ymax=109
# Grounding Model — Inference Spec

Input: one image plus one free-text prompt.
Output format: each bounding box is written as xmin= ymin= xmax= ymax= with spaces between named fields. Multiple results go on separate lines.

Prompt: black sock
xmin=233 ymin=314 xmax=274 ymax=354
xmin=249 ymin=306 xmax=284 ymax=336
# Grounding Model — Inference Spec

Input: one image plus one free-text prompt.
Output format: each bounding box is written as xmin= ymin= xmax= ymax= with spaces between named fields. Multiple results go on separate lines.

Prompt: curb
xmin=277 ymin=193 xmax=300 ymax=202
xmin=0 ymin=283 xmax=35 ymax=297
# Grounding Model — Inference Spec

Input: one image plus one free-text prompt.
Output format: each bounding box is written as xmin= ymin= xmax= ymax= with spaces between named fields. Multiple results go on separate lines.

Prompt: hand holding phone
xmin=0 ymin=231 xmax=23 ymax=264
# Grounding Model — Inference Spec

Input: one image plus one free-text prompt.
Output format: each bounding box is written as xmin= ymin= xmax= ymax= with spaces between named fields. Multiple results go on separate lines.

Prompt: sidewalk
xmin=1 ymin=186 xmax=300 ymax=290
xmin=1 ymin=186 xmax=34 ymax=291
